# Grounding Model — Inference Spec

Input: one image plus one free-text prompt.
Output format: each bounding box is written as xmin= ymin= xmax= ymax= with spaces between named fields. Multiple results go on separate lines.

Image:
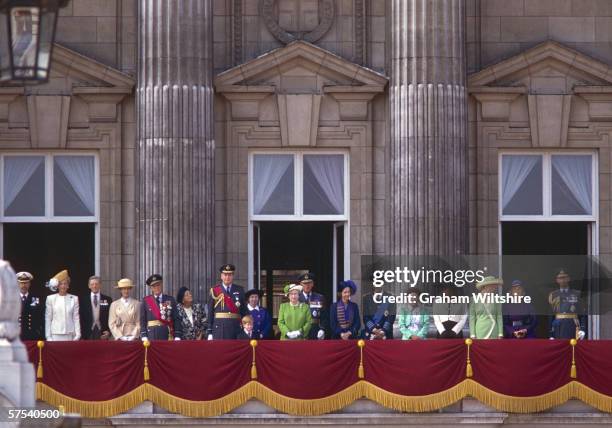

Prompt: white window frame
xmin=498 ymin=150 xmax=599 ymax=337
xmin=498 ymin=151 xmax=598 ymax=223
xmin=0 ymin=151 xmax=100 ymax=274
xmin=248 ymin=150 xmax=349 ymax=221
xmin=0 ymin=152 xmax=100 ymax=223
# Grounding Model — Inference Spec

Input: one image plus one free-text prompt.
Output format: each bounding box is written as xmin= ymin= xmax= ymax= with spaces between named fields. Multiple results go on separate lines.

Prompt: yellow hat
xmin=476 ymin=276 xmax=502 ymax=290
xmin=53 ymin=270 xmax=70 ymax=282
xmin=116 ymin=278 xmax=134 ymax=289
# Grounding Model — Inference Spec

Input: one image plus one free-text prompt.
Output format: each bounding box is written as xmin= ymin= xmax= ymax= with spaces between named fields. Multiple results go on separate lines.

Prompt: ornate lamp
xmin=0 ymin=0 xmax=69 ymax=83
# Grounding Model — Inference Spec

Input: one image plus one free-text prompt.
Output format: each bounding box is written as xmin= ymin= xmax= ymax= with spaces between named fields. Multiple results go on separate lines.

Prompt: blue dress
xmin=330 ymin=300 xmax=361 ymax=339
xmin=248 ymin=305 xmax=272 ymax=339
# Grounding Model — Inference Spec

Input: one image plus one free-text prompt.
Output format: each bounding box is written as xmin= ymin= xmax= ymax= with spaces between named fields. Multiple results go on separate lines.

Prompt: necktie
xmin=94 ymin=294 xmax=98 ymax=308
xmin=21 ymin=294 xmax=26 ymax=303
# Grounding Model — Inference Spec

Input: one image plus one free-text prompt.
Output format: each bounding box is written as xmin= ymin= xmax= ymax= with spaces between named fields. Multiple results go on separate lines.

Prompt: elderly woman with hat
xmin=398 ymin=288 xmax=430 ymax=340
xmin=246 ymin=289 xmax=272 ymax=339
xmin=45 ymin=270 xmax=81 ymax=341
xmin=469 ymin=276 xmax=504 ymax=340
xmin=278 ymin=283 xmax=312 ymax=340
xmin=503 ymin=280 xmax=537 ymax=339
xmin=330 ymin=280 xmax=361 ymax=340
xmin=108 ymin=278 xmax=141 ymax=340
xmin=176 ymin=287 xmax=207 ymax=340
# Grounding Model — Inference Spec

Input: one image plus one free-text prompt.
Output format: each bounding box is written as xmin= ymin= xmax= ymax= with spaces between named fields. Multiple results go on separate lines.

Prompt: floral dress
xmin=176 ymin=303 xmax=207 ymax=340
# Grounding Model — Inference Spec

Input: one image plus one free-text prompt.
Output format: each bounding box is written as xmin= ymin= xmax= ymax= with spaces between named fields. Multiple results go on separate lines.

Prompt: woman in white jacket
xmin=45 ymin=270 xmax=81 ymax=341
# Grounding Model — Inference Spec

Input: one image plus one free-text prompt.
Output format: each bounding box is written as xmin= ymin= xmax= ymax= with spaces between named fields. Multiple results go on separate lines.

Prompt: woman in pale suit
xmin=109 ymin=278 xmax=141 ymax=340
xmin=45 ymin=270 xmax=81 ymax=341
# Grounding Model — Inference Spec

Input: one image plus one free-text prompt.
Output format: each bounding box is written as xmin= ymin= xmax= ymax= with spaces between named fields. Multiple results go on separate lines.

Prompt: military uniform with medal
xmin=549 ymin=269 xmax=586 ymax=340
xmin=140 ymin=274 xmax=182 ymax=341
xmin=297 ymin=273 xmax=328 ymax=340
xmin=207 ymin=264 xmax=247 ymax=340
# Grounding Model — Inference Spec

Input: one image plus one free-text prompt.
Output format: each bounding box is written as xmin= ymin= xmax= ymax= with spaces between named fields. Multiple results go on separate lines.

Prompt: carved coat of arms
xmin=260 ymin=0 xmax=335 ymax=44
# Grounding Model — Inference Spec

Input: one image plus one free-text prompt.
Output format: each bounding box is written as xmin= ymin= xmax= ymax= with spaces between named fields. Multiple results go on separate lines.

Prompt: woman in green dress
xmin=397 ymin=288 xmax=430 ymax=340
xmin=469 ymin=276 xmax=504 ymax=339
xmin=278 ymin=283 xmax=312 ymax=340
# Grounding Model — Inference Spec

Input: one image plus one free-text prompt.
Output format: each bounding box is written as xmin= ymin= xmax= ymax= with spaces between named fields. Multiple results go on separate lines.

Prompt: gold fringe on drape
xmin=36 ymin=383 xmax=148 ymax=419
xmin=362 ymin=380 xmax=468 ymax=412
xmin=572 ymin=381 xmax=612 ymax=413
xmin=464 ymin=379 xmax=574 ymax=413
xmin=146 ymin=382 xmax=257 ymax=417
xmin=254 ymin=382 xmax=365 ymax=416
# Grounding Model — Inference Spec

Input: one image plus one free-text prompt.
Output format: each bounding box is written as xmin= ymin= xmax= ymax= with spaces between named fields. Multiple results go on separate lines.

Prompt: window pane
xmin=303 ymin=154 xmax=345 ymax=215
xmin=552 ymin=155 xmax=592 ymax=216
xmin=252 ymin=154 xmax=294 ymax=215
xmin=4 ymin=156 xmax=45 ymax=216
xmin=54 ymin=156 xmax=96 ymax=217
xmin=501 ymin=155 xmax=543 ymax=215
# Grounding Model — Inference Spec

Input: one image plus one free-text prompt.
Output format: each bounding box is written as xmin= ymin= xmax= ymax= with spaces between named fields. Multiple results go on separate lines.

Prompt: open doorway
xmin=251 ymin=221 xmax=346 ymax=328
xmin=501 ymin=221 xmax=591 ymax=338
xmin=3 ymin=223 xmax=96 ymax=300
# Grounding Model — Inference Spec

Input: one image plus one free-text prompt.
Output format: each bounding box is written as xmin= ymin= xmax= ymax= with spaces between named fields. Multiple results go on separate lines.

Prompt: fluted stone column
xmin=389 ymin=0 xmax=468 ymax=256
xmin=136 ymin=0 xmax=215 ymax=299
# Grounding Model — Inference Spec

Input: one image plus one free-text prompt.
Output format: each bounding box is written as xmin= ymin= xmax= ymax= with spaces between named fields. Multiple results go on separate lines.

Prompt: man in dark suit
xmin=80 ymin=275 xmax=112 ymax=340
xmin=140 ymin=274 xmax=182 ymax=341
xmin=207 ymin=264 xmax=247 ymax=340
xmin=17 ymin=271 xmax=44 ymax=341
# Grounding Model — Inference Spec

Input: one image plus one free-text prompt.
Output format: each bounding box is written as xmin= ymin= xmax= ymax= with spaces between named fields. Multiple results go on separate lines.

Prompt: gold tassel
xmin=36 ymin=340 xmax=44 ymax=379
xmin=357 ymin=340 xmax=365 ymax=379
xmin=250 ymin=340 xmax=258 ymax=380
xmin=143 ymin=340 xmax=150 ymax=381
xmin=570 ymin=339 xmax=577 ymax=379
xmin=465 ymin=338 xmax=473 ymax=378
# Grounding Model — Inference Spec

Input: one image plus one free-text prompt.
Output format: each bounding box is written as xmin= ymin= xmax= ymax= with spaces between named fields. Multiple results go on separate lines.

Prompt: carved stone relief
xmin=260 ymin=0 xmax=335 ymax=44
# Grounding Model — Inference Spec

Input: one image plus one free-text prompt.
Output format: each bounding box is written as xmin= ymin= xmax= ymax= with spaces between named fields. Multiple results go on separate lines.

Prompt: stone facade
xmin=0 ymin=0 xmax=612 ymax=336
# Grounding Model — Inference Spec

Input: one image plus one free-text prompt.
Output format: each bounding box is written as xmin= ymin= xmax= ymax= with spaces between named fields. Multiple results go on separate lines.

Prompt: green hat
xmin=476 ymin=276 xmax=502 ymax=290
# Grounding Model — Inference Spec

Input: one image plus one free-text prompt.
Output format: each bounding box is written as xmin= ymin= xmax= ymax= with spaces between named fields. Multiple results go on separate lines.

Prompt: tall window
xmin=250 ymin=152 xmax=348 ymax=220
xmin=1 ymin=153 xmax=98 ymax=221
xmin=500 ymin=152 xmax=596 ymax=221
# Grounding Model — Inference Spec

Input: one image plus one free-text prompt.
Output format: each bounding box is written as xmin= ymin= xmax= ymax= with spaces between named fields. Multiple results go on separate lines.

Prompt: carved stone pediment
xmin=0 ymin=44 xmax=134 ymax=147
xmin=469 ymin=41 xmax=612 ymax=147
xmin=215 ymin=40 xmax=387 ymax=92
xmin=215 ymin=41 xmax=387 ymax=146
xmin=469 ymin=40 xmax=612 ymax=92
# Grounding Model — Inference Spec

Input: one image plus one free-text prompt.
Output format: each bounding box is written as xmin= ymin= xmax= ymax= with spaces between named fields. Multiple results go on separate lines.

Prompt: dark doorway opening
xmin=254 ymin=221 xmax=340 ymax=334
xmin=3 ymin=223 xmax=95 ymax=300
xmin=501 ymin=221 xmax=590 ymax=338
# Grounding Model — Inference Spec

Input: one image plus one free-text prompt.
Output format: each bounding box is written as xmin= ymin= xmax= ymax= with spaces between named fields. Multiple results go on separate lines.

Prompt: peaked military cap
xmin=146 ymin=274 xmax=163 ymax=286
xmin=298 ymin=272 xmax=315 ymax=283
xmin=220 ymin=264 xmax=236 ymax=273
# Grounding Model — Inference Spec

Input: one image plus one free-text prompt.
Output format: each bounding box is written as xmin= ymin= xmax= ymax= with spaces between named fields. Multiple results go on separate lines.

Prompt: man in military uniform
xmin=298 ymin=273 xmax=327 ymax=340
xmin=207 ymin=264 xmax=246 ymax=340
xmin=17 ymin=271 xmax=44 ymax=341
xmin=362 ymin=289 xmax=396 ymax=340
xmin=140 ymin=274 xmax=182 ymax=341
xmin=549 ymin=269 xmax=586 ymax=340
